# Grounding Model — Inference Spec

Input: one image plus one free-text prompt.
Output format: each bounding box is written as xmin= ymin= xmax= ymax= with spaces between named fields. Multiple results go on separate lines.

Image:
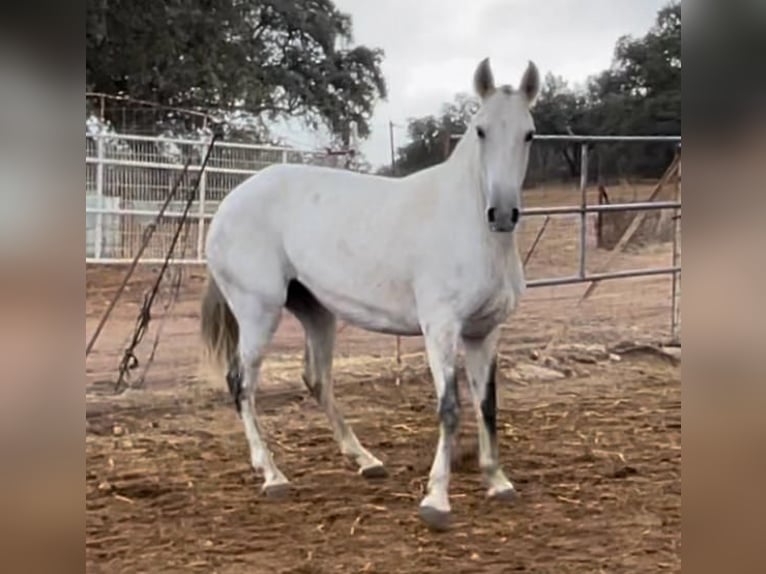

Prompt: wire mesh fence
xmin=86 ymin=132 xmax=312 ymax=262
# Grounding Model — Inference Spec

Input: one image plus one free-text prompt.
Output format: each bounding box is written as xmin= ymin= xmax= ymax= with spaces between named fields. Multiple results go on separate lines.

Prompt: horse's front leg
xmin=418 ymin=319 xmax=460 ymax=531
xmin=463 ymin=329 xmax=516 ymax=500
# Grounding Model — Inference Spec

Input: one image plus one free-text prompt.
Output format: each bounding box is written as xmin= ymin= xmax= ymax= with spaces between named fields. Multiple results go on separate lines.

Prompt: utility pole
xmin=389 ymin=120 xmax=397 ymax=176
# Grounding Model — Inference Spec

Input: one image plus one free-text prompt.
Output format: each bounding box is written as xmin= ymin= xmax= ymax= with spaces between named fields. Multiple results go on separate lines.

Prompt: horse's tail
xmin=200 ymin=275 xmax=241 ymax=404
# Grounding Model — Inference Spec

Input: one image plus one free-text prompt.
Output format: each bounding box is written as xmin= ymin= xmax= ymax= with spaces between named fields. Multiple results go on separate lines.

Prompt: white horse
xmin=201 ymin=58 xmax=540 ymax=531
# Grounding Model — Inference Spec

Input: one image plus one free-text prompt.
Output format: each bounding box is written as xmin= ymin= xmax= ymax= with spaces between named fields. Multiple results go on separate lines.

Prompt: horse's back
xmin=217 ymin=163 xmax=399 ymax=218
xmin=206 ymin=162 xmax=409 ymax=271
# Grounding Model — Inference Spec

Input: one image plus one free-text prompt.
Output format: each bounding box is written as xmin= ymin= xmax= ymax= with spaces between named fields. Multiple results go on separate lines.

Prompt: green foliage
xmin=86 ymin=0 xmax=387 ymax=139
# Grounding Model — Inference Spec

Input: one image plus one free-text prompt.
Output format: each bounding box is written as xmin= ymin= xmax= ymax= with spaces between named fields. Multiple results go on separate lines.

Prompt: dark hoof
xmin=419 ymin=505 xmax=451 ymax=532
xmin=261 ymin=482 xmax=291 ymax=499
xmin=360 ymin=464 xmax=388 ymax=479
xmin=488 ymin=487 xmax=517 ymax=502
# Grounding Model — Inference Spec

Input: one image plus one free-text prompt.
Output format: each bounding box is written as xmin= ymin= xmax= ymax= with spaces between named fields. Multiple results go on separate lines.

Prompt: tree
xmin=528 ymin=74 xmax=588 ymax=181
xmin=382 ymin=94 xmax=477 ymax=177
xmin=86 ymin=0 xmax=387 ymax=139
xmin=390 ymin=2 xmax=681 ymax=182
xmin=583 ymin=1 xmax=681 ymax=179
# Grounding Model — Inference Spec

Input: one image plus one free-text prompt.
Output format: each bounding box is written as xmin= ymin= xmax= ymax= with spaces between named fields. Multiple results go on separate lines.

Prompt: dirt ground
xmin=87 ymin=352 xmax=680 ymax=574
xmin=86 ymin=182 xmax=680 ymax=572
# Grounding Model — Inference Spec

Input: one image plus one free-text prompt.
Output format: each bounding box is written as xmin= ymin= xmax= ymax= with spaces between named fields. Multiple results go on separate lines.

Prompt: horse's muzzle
xmin=486 ymin=206 xmax=520 ymax=233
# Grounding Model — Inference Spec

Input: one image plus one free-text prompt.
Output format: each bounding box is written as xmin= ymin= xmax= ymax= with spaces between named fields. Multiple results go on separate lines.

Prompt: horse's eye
xmin=476 ymin=126 xmax=486 ymax=140
xmin=525 ymin=130 xmax=535 ymax=143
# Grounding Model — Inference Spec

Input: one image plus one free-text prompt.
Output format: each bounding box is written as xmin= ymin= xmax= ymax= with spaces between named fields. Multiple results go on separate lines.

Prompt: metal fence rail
xmin=517 ymin=134 xmax=682 ymax=338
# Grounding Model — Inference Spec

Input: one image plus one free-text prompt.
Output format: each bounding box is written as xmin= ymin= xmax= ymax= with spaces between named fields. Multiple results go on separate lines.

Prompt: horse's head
xmin=471 ymin=58 xmax=540 ymax=233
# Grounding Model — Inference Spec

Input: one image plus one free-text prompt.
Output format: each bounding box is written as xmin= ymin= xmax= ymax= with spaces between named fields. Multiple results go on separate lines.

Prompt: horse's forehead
xmin=482 ymin=91 xmax=528 ymax=124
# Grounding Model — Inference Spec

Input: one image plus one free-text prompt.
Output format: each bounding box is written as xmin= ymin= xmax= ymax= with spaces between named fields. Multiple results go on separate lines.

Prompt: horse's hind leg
xmin=231 ymin=295 xmax=289 ymax=496
xmin=287 ymin=281 xmax=386 ymax=478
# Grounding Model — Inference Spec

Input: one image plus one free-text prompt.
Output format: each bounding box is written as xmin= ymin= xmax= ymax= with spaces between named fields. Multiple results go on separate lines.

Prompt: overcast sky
xmin=275 ymin=0 xmax=668 ymax=168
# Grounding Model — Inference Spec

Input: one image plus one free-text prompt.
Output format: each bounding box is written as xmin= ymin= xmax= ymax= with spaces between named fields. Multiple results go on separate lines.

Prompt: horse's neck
xmin=439 ymin=132 xmax=483 ymax=215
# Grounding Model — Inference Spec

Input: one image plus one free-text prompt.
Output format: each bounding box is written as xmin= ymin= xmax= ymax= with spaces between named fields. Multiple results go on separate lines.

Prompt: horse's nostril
xmin=487 ymin=208 xmax=496 ymax=223
xmin=511 ymin=208 xmax=520 ymax=223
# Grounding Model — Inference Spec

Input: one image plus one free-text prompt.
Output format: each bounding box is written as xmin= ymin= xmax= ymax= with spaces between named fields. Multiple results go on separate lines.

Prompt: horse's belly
xmin=300 ymin=277 xmax=421 ymax=336
xmin=285 ymin=218 xmax=421 ymax=335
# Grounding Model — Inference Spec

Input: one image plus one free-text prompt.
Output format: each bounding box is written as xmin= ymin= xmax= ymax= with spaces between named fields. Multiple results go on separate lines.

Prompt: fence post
xmin=197 ymin=170 xmax=207 ymax=262
xmin=95 ymin=135 xmax=105 ymax=260
xmin=670 ymin=147 xmax=681 ymax=341
xmin=578 ymin=143 xmax=589 ymax=278
xmin=281 ymin=149 xmax=288 ymax=164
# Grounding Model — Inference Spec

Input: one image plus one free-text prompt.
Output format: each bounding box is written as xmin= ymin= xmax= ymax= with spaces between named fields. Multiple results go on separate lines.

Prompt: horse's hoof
xmin=261 ymin=482 xmax=291 ymax=499
xmin=360 ymin=464 xmax=388 ymax=479
xmin=488 ymin=486 xmax=517 ymax=502
xmin=419 ymin=505 xmax=451 ymax=532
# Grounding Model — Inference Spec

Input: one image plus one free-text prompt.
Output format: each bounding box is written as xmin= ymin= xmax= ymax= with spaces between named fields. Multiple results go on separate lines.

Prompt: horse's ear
xmin=520 ymin=60 xmax=540 ymax=104
xmin=474 ymin=58 xmax=495 ymax=100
